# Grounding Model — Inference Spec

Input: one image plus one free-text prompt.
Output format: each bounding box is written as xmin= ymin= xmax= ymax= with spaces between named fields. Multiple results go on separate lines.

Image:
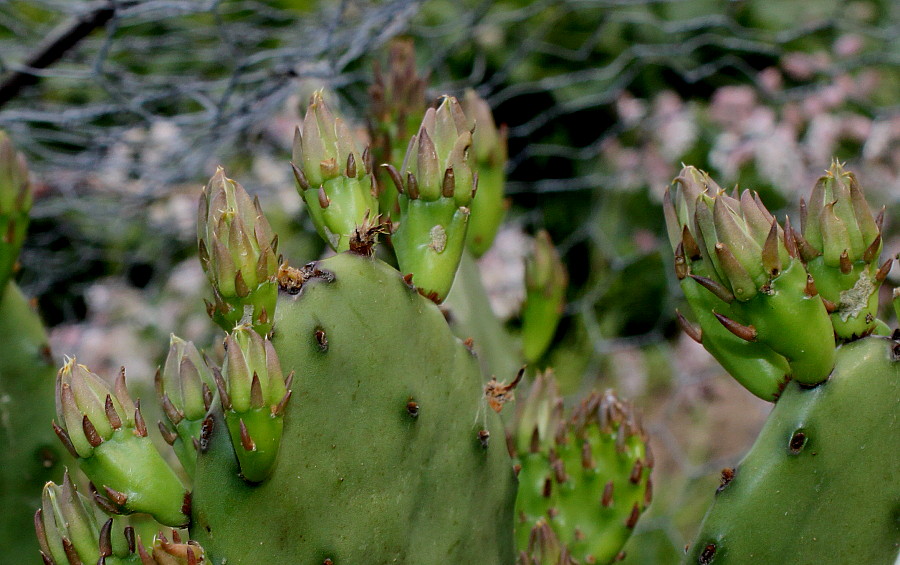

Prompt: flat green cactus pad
xmin=684 ymin=335 xmax=900 ymax=564
xmin=190 ymin=252 xmax=517 ymax=564
xmin=0 ymin=282 xmax=66 ymax=563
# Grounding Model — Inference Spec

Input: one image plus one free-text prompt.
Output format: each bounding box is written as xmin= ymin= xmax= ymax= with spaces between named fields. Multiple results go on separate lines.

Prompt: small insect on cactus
xmin=665 ymin=162 xmax=899 ymax=565
xmin=24 ymin=43 xmax=653 ymax=565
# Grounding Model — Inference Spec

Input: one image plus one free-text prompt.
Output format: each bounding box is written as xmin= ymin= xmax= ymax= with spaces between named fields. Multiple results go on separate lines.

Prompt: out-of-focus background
xmin=1 ymin=1 xmax=897 ymax=562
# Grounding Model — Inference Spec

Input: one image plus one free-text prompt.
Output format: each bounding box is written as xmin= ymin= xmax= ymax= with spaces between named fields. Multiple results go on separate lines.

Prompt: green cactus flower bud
xmin=516 ymin=519 xmax=577 ymax=565
xmin=800 ymin=160 xmax=888 ymax=340
xmin=214 ymin=324 xmax=292 ymax=483
xmin=664 ymin=170 xmax=792 ymax=400
xmin=0 ymin=130 xmax=32 ymax=291
xmin=156 ymin=335 xmax=216 ymax=477
xmin=665 ymin=166 xmax=835 ymax=387
xmin=462 ymin=89 xmax=508 ymax=257
xmin=522 ymin=231 xmax=567 ymax=363
xmin=35 ymin=471 xmax=105 ymax=565
xmin=512 ymin=371 xmax=563 ymax=458
xmin=53 ymin=358 xmax=189 ymax=526
xmin=514 ymin=373 xmax=651 ymax=564
xmin=388 ymin=95 xmax=476 ymax=303
xmin=198 ymin=168 xmax=279 ymax=335
xmin=292 ymin=91 xmax=380 ymax=252
xmin=369 ymin=39 xmax=428 ymax=218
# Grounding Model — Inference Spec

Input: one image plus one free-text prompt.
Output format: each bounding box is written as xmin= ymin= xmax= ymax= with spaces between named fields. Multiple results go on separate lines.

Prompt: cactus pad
xmin=190 ymin=252 xmax=517 ymax=564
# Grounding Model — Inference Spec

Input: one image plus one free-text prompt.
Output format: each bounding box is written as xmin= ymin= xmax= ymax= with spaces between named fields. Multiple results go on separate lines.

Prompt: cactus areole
xmin=190 ymin=252 xmax=517 ymax=563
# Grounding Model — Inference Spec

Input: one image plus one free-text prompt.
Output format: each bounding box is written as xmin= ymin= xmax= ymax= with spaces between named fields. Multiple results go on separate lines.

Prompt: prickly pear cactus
xmin=666 ymin=163 xmax=900 ymax=565
xmin=26 ymin=42 xmax=652 ymax=565
xmin=190 ymin=251 xmax=517 ymax=563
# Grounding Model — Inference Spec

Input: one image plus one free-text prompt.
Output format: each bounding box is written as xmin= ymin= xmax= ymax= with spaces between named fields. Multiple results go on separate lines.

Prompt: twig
xmin=0 ymin=1 xmax=118 ymax=108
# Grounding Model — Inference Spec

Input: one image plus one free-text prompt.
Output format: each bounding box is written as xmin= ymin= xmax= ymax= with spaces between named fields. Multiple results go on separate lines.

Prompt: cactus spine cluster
xmin=666 ymin=163 xmax=899 ymax=564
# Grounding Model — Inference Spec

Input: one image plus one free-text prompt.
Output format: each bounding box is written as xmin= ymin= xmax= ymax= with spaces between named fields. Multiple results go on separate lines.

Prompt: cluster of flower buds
xmin=0 ymin=130 xmax=32 ymax=290
xmin=664 ymin=165 xmax=837 ymax=394
xmin=53 ymin=358 xmax=189 ymax=526
xmin=462 ymin=89 xmax=508 ymax=257
xmin=292 ymin=91 xmax=379 ymax=252
xmin=522 ymin=230 xmax=568 ymax=363
xmin=36 ymin=471 xmax=205 ymax=564
xmin=800 ymin=160 xmax=891 ymax=340
xmin=512 ymin=372 xmax=651 ymax=564
xmin=198 ymin=168 xmax=279 ymax=336
xmin=156 ymin=335 xmax=216 ymax=477
xmin=213 ymin=324 xmax=293 ymax=483
xmin=384 ymin=95 xmax=476 ymax=302
xmin=368 ymin=38 xmax=428 ymax=217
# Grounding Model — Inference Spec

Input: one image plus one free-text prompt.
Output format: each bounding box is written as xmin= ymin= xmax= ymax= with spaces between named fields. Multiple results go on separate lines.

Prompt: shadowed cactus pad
xmin=189 ymin=252 xmax=517 ymax=564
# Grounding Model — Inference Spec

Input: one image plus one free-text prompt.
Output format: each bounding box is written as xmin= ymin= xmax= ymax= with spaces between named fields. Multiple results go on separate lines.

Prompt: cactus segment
xmin=0 ymin=130 xmax=32 ymax=291
xmin=54 ymin=359 xmax=190 ymax=527
xmin=684 ymin=336 xmax=900 ymax=564
xmin=190 ymin=252 xmax=517 ymax=563
xmin=292 ymin=91 xmax=379 ymax=252
xmin=368 ymin=39 xmax=428 ymax=219
xmin=390 ymin=96 xmax=476 ymax=302
xmin=0 ymin=281 xmax=69 ymax=562
xmin=156 ymin=335 xmax=217 ymax=478
xmin=462 ymin=89 xmax=508 ymax=257
xmin=513 ymin=373 xmax=651 ymax=564
xmin=215 ymin=325 xmax=290 ymax=483
xmin=443 ymin=250 xmax=522 ymax=382
xmin=801 ymin=161 xmax=887 ymax=340
xmin=522 ymin=230 xmax=568 ymax=364
xmin=197 ymin=168 xmax=279 ymax=335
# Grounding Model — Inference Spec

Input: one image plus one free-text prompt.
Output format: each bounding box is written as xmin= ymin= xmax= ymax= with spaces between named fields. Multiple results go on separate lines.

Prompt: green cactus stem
xmin=368 ymin=39 xmax=428 ymax=219
xmin=197 ymin=168 xmax=279 ymax=335
xmin=53 ymin=359 xmax=190 ymax=527
xmin=212 ymin=324 xmax=291 ymax=483
xmin=292 ymin=91 xmax=379 ymax=252
xmin=684 ymin=335 xmax=900 ymax=565
xmin=522 ymin=230 xmax=568 ymax=364
xmin=385 ymin=95 xmax=477 ymax=303
xmin=513 ymin=372 xmax=652 ymax=564
xmin=800 ymin=160 xmax=889 ymax=340
xmin=443 ymin=250 xmax=522 ymax=383
xmin=155 ymin=335 xmax=217 ymax=479
xmin=190 ymin=251 xmax=517 ymax=563
xmin=462 ymin=89 xmax=508 ymax=257
xmin=0 ymin=130 xmax=31 ymax=291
